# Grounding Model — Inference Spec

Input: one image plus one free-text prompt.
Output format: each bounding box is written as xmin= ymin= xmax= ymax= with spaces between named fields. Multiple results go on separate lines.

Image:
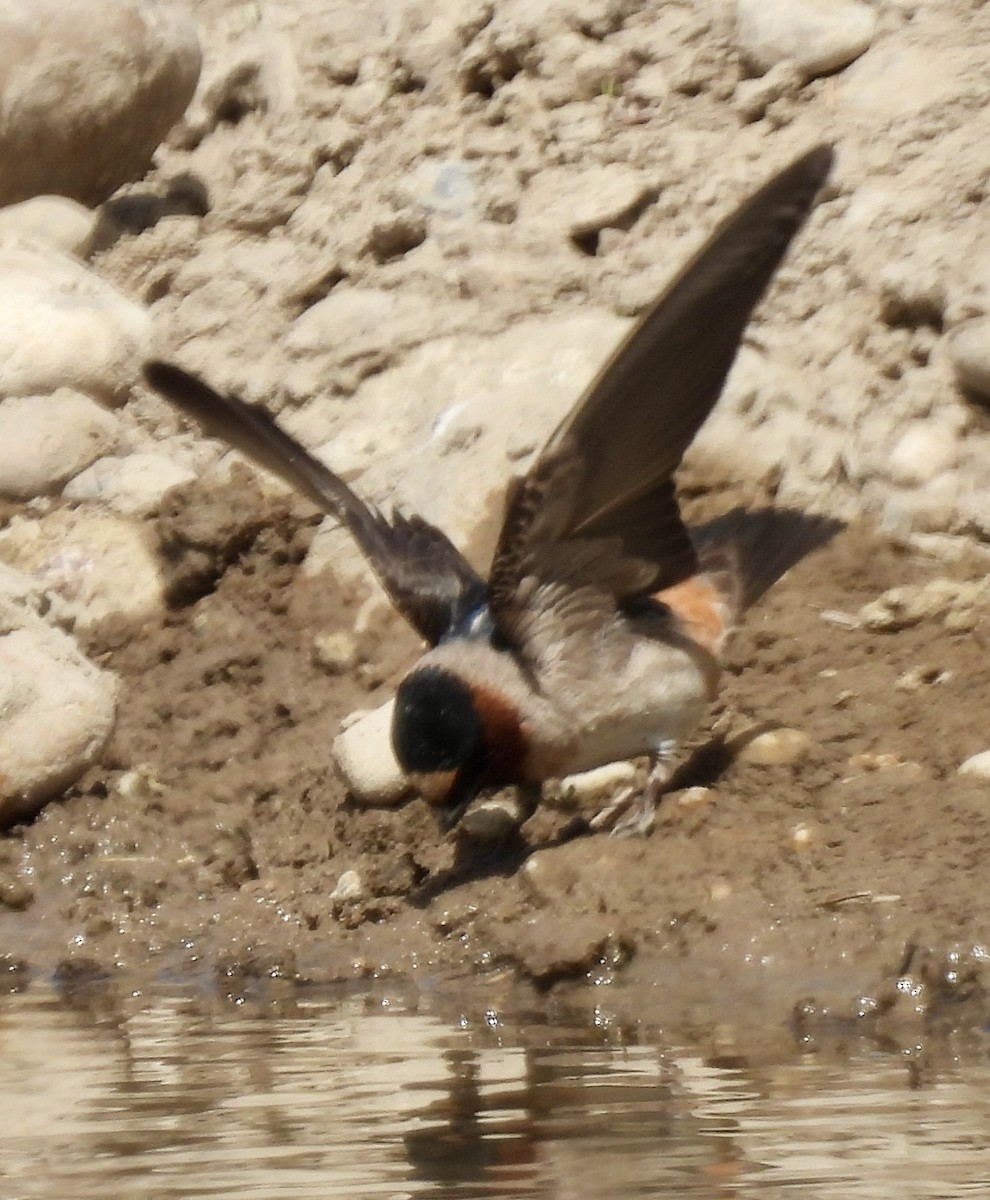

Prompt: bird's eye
xmin=391 ymin=666 xmax=483 ymax=774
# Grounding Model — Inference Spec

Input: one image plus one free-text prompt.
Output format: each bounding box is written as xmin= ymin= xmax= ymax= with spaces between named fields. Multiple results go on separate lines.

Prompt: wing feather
xmin=143 ymin=361 xmax=486 ymax=646
xmin=489 ymin=145 xmax=833 ymax=642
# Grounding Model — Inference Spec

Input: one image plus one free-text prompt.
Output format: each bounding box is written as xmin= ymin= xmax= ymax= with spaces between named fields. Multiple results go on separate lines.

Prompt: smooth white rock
xmin=0 ymin=621 xmax=118 ymax=826
xmin=557 ymin=761 xmax=638 ymax=804
xmin=329 ymin=869 xmax=364 ymax=903
xmin=735 ymin=0 xmax=876 ymax=79
xmin=0 ymin=245 xmax=153 ymax=403
xmin=0 ymin=0 xmax=201 ymax=206
xmin=0 ymin=509 xmax=165 ymax=635
xmin=0 ymin=390 xmax=119 ymax=499
xmin=959 ymin=751 xmax=990 ymax=781
xmin=737 ymin=727 xmax=813 ymax=766
xmin=311 ymin=630 xmax=360 ymax=674
xmin=886 ymin=422 xmax=958 ymax=487
xmin=521 ymin=165 xmax=653 ymax=238
xmin=332 ymin=699 xmax=409 ymax=807
xmin=948 ymin=320 xmax=990 ymax=403
xmin=63 ymin=453 xmax=196 ymax=516
xmin=0 ymin=195 xmax=96 ymax=256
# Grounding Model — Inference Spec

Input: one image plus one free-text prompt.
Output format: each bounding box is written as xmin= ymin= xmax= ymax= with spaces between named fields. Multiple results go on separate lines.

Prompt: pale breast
xmin=523 ymin=635 xmax=713 ymax=778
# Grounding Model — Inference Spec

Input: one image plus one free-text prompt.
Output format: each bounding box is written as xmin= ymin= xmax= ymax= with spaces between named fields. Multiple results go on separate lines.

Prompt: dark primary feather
xmin=143 ymin=361 xmax=486 ymax=647
xmin=489 ymin=145 xmax=833 ymax=631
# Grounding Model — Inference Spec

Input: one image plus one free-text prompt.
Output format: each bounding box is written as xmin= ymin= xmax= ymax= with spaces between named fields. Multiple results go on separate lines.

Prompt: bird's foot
xmin=589 ymin=787 xmax=657 ymax=837
xmin=588 ymin=752 xmax=674 ymax=838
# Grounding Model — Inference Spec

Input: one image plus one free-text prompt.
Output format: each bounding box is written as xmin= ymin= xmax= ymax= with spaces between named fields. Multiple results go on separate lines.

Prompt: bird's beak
xmin=410 ymin=759 xmax=487 ymax=833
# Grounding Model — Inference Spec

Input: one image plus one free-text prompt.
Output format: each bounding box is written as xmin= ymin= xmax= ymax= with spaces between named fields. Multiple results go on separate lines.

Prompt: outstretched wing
xmin=143 ymin=362 xmax=487 ymax=646
xmin=488 ymin=145 xmax=833 ymax=646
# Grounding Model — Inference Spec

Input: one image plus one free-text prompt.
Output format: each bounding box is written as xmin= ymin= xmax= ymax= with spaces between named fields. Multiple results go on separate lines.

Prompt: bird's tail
xmin=691 ymin=507 xmax=844 ymax=626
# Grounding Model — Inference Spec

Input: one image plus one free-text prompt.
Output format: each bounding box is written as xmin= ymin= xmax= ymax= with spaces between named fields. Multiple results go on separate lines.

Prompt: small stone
xmin=791 ymin=821 xmax=819 ymax=851
xmin=567 ymin=169 xmax=654 ymax=241
xmin=312 ymin=631 xmax=360 ymax=674
xmin=569 ymin=42 xmax=637 ymax=101
xmin=736 ymin=727 xmax=812 ymax=766
xmin=522 ymin=166 xmax=654 ymax=243
xmin=709 ymin=878 xmax=733 ymax=902
xmin=115 ymin=766 xmax=165 ymax=802
xmin=341 ymin=79 xmax=390 ymax=123
xmin=674 ymin=786 xmax=713 ymax=811
xmin=521 ymin=850 xmax=580 ymax=905
xmin=886 ymin=422 xmax=958 ymax=487
xmin=0 ymin=195 xmax=97 ymax=257
xmin=847 ymin=752 xmax=927 ymax=781
xmin=558 ymin=761 xmax=638 ymax=804
xmin=0 ymin=622 xmax=119 ymax=826
xmin=948 ymin=319 xmax=990 ymax=403
xmin=735 ymin=0 xmax=876 ymax=80
xmin=458 ymin=795 xmax=528 ymax=844
xmin=733 ymin=62 xmax=800 ymax=120
xmin=332 ymin=699 xmax=409 ymax=807
xmin=199 ymin=56 xmax=269 ymax=127
xmin=0 ymin=509 xmax=165 ymax=637
xmin=859 ymin=579 xmax=986 ymax=632
xmin=0 ymin=391 xmax=119 ymax=499
xmin=330 ymin=870 xmax=364 ymax=904
xmin=0 ymin=244 xmax=153 ymax=403
xmin=958 ymin=751 xmax=990 ymax=781
xmin=896 ymin=666 xmax=951 ymax=691
xmin=286 ymin=286 xmax=449 ymax=360
xmin=627 ymin=63 xmax=669 ymax=105
xmin=62 ymin=453 xmax=196 ymax=516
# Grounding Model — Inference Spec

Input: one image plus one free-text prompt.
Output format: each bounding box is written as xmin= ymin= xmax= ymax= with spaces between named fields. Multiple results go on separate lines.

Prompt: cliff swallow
xmin=144 ymin=145 xmax=834 ymax=836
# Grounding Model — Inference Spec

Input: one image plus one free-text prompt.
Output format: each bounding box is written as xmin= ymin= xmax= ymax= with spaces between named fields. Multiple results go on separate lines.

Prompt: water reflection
xmin=2 ymin=984 xmax=990 ymax=1198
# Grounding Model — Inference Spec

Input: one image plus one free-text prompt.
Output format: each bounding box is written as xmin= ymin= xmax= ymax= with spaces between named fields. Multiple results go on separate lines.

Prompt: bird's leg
xmin=589 ymin=743 xmax=677 ymax=837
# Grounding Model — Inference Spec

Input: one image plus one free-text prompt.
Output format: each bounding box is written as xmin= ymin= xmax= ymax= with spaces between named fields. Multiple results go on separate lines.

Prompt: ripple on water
xmin=2 ymin=987 xmax=990 ymax=1199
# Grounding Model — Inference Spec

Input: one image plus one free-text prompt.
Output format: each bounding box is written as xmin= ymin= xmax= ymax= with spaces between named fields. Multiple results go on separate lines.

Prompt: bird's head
xmin=391 ymin=666 xmax=489 ymax=831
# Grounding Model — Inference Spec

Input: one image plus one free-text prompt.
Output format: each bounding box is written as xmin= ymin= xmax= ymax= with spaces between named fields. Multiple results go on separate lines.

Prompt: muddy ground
xmin=4 ymin=0 xmax=990 ymax=1041
xmin=3 ymin=475 xmax=990 ymax=1041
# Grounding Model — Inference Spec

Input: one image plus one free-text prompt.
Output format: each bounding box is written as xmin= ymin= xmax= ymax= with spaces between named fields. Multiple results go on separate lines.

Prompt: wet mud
xmin=3 ymin=468 xmax=990 ymax=1043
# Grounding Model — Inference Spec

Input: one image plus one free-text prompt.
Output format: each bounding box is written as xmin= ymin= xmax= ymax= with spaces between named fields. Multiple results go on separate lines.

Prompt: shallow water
xmin=3 ymin=983 xmax=990 ymax=1199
